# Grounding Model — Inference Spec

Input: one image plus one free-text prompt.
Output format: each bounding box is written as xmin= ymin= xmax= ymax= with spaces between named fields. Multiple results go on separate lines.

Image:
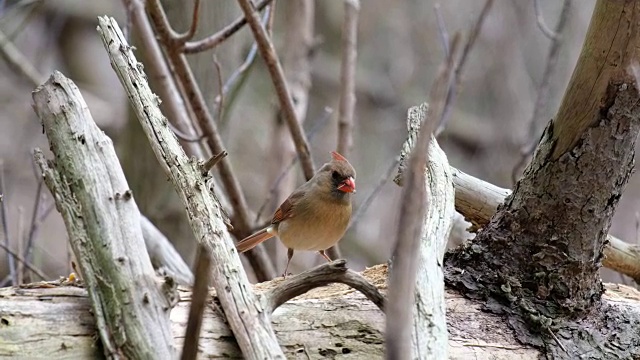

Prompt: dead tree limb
xmin=3 ymin=267 xmax=640 ymax=359
xmin=392 ymin=103 xmax=455 ymax=359
xmin=97 ymin=17 xmax=283 ymax=358
xmin=32 ymin=72 xmax=175 ymax=359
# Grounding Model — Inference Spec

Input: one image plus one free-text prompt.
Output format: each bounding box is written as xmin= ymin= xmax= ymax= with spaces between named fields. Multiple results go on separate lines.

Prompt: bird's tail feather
xmin=236 ymin=228 xmax=275 ymax=252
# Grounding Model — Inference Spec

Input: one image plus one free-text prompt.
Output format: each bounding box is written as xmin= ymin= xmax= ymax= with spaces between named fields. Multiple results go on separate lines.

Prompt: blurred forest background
xmin=0 ymin=0 xmax=634 ymax=285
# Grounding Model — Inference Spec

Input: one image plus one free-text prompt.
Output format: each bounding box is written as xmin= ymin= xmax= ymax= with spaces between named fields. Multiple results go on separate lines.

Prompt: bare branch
xmin=183 ymin=0 xmax=273 ymax=54
xmin=212 ymin=54 xmax=224 ymax=127
xmin=348 ymin=157 xmax=400 ymax=229
xmin=23 ymin=154 xmax=46 ymax=270
xmin=168 ymin=121 xmax=206 ymax=143
xmin=438 ymin=0 xmax=494 ymax=134
xmin=386 ymin=36 xmax=459 ymax=360
xmin=0 ymin=232 xmax=47 ymax=281
xmin=0 ymin=160 xmax=17 ymax=285
xmin=512 ymin=0 xmax=571 ymax=183
xmin=336 ymin=0 xmax=360 ymax=157
xmin=236 ymin=0 xmax=316 ymax=181
xmin=176 ymin=0 xmax=201 ymax=43
xmin=264 ymin=259 xmax=385 ymax=314
xmin=180 ymin=243 xmax=211 ymax=360
xmin=147 ymin=0 xmax=277 ymax=280
xmin=255 ymin=107 xmax=333 ymax=223
xmin=121 ymin=0 xmax=203 ymax=158
xmin=534 ymin=0 xmax=558 ymax=40
xmin=434 ymin=3 xmax=450 ymax=58
xmin=0 ymin=27 xmax=41 ymax=86
xmin=97 ymin=18 xmax=283 ymax=357
xmin=16 ymin=206 xmax=24 ymax=285
xmin=215 ymin=6 xmax=272 ymax=114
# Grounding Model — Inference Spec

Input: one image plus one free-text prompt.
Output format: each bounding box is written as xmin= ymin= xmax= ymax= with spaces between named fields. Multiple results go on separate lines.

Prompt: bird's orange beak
xmin=337 ymin=176 xmax=356 ymax=193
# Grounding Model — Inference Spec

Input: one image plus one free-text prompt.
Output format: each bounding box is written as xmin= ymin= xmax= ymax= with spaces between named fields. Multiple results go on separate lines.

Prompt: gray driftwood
xmin=394 ymin=103 xmax=455 ymax=358
xmin=32 ymin=72 xmax=175 ymax=359
xmin=96 ymin=16 xmax=284 ymax=358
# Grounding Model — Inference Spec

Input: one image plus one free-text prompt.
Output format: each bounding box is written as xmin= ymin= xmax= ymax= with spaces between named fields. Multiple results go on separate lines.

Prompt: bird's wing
xmin=272 ymin=190 xmax=305 ymax=224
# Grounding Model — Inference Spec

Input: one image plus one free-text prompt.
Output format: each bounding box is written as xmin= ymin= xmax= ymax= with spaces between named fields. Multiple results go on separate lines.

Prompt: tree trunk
xmin=445 ymin=1 xmax=640 ymax=358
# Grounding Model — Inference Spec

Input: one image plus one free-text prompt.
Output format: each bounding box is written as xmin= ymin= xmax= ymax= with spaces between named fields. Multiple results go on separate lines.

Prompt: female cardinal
xmin=236 ymin=151 xmax=356 ymax=277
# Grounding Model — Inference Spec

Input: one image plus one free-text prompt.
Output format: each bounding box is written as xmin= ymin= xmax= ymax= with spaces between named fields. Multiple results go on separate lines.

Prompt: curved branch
xmin=264 ymin=259 xmax=385 ymax=314
xmin=183 ymin=0 xmax=273 ymax=54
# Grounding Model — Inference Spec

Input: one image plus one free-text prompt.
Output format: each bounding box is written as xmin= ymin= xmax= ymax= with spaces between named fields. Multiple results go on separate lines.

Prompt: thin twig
xmin=264 ymin=259 xmax=385 ymax=314
xmin=348 ymin=157 xmax=400 ymax=230
xmin=147 ymin=0 xmax=277 ymax=280
xmin=168 ymin=121 xmax=206 ymax=143
xmin=16 ymin=206 xmax=24 ymax=285
xmin=386 ymin=35 xmax=460 ymax=360
xmin=512 ymin=0 xmax=571 ymax=183
xmin=330 ymin=0 xmax=360 ymax=261
xmin=176 ymin=0 xmax=201 ymax=43
xmin=0 ymin=27 xmax=41 ymax=86
xmin=534 ymin=0 xmax=558 ymax=40
xmin=183 ymin=0 xmax=273 ymax=54
xmin=237 ymin=0 xmax=316 ymax=181
xmin=437 ymin=0 xmax=494 ymax=134
xmin=255 ymin=107 xmax=333 ymax=223
xmin=122 ymin=0 xmax=204 ymax=159
xmin=636 ymin=211 xmax=640 ymax=246
xmin=38 ymin=201 xmax=54 ymax=223
xmin=212 ymin=54 xmax=224 ymax=127
xmin=23 ymin=153 xmax=44 ymax=268
xmin=0 ymin=160 xmax=17 ymax=285
xmin=336 ymin=0 xmax=359 ymax=157
xmin=434 ymin=3 xmax=450 ymax=58
xmin=215 ymin=6 xmax=271 ymax=108
xmin=180 ymin=243 xmax=212 ymax=360
xmin=548 ymin=328 xmax=569 ymax=355
xmin=0 ymin=238 xmax=47 ymax=281
xmin=266 ymin=0 xmax=276 ymax=33
xmin=203 ymin=151 xmax=228 ymax=173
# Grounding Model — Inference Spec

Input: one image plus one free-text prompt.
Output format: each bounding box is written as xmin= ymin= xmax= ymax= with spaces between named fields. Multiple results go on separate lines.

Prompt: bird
xmin=236 ymin=151 xmax=356 ymax=277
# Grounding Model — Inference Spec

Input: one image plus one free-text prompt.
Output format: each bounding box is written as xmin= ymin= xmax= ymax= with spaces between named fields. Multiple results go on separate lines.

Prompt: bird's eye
xmin=332 ymin=171 xmax=341 ymax=179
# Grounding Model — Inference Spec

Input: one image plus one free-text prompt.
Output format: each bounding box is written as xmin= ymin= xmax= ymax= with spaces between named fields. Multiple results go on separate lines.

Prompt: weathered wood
xmin=32 ymin=72 xmax=175 ymax=359
xmin=2 ymin=271 xmax=639 ymax=359
xmin=395 ymin=103 xmax=454 ymax=358
xmin=96 ymin=16 xmax=283 ymax=358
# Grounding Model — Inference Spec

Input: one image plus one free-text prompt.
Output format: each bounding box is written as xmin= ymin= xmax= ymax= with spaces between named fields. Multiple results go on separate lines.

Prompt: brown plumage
xmin=236 ymin=151 xmax=356 ymax=277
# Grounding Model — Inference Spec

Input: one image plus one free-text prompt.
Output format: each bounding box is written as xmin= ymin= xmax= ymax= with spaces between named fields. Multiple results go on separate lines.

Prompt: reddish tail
xmin=236 ymin=228 xmax=275 ymax=252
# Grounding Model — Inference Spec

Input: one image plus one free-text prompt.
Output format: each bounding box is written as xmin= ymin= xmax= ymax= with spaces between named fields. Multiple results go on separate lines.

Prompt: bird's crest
xmin=331 ymin=151 xmax=348 ymax=163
